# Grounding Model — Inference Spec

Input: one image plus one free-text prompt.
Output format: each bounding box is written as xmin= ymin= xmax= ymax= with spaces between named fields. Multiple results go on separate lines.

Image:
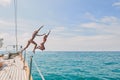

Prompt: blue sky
xmin=0 ymin=0 xmax=120 ymax=51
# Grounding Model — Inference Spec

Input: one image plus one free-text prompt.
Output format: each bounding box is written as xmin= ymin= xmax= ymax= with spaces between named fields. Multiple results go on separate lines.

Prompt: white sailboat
xmin=0 ymin=0 xmax=32 ymax=80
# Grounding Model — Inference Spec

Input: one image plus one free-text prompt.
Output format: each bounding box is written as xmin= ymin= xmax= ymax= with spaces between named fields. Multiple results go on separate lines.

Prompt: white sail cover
xmin=0 ymin=38 xmax=3 ymax=48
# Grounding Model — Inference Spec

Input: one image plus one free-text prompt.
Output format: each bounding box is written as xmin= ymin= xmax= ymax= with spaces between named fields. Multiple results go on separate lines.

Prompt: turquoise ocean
xmin=26 ymin=51 xmax=120 ymax=80
xmin=0 ymin=51 xmax=120 ymax=80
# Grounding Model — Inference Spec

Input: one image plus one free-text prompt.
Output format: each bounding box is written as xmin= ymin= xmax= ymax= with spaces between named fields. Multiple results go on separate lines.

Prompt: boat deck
xmin=0 ymin=56 xmax=28 ymax=80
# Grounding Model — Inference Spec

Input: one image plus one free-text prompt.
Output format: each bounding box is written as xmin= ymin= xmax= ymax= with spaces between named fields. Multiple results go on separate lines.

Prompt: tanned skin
xmin=37 ymin=30 xmax=51 ymax=51
xmin=21 ymin=25 xmax=45 ymax=53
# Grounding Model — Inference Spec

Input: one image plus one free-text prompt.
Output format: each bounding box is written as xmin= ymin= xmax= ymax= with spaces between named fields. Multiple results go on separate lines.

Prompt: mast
xmin=14 ymin=0 xmax=18 ymax=52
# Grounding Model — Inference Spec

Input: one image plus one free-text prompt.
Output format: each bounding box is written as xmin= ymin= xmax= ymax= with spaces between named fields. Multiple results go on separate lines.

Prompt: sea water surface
xmin=24 ymin=51 xmax=120 ymax=80
xmin=1 ymin=51 xmax=119 ymax=80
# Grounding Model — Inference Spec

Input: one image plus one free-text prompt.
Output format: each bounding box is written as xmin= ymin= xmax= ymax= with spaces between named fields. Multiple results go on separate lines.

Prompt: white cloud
xmin=100 ymin=16 xmax=119 ymax=23
xmin=0 ymin=15 xmax=120 ymax=51
xmin=80 ymin=22 xmax=98 ymax=28
xmin=0 ymin=0 xmax=11 ymax=7
xmin=0 ymin=19 xmax=40 ymax=33
xmin=84 ymin=12 xmax=120 ymax=24
xmin=76 ymin=15 xmax=120 ymax=51
xmin=1 ymin=31 xmax=120 ymax=51
xmin=84 ymin=12 xmax=97 ymax=21
xmin=80 ymin=16 xmax=120 ymax=35
xmin=52 ymin=26 xmax=66 ymax=33
xmin=45 ymin=16 xmax=120 ymax=51
xmin=112 ymin=1 xmax=120 ymax=7
xmin=0 ymin=19 xmax=13 ymax=27
xmin=46 ymin=34 xmax=120 ymax=51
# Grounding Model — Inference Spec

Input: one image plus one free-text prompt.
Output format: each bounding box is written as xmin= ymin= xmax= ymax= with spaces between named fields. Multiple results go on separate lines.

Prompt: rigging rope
xmin=14 ymin=0 xmax=18 ymax=52
xmin=33 ymin=59 xmax=45 ymax=80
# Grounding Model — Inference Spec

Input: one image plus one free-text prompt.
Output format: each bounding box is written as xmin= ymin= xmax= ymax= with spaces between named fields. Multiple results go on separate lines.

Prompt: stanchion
xmin=29 ymin=55 xmax=33 ymax=80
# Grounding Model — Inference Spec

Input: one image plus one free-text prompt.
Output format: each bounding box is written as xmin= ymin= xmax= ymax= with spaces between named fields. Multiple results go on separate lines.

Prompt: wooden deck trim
xmin=20 ymin=52 xmax=32 ymax=80
xmin=0 ymin=55 xmax=29 ymax=80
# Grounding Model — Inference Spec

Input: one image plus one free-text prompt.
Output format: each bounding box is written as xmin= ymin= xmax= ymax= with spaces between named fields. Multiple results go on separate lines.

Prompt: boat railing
xmin=6 ymin=45 xmax=22 ymax=53
xmin=24 ymin=51 xmax=45 ymax=80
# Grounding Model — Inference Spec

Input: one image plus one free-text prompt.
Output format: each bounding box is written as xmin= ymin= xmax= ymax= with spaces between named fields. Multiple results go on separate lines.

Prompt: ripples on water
xmin=26 ymin=51 xmax=120 ymax=80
